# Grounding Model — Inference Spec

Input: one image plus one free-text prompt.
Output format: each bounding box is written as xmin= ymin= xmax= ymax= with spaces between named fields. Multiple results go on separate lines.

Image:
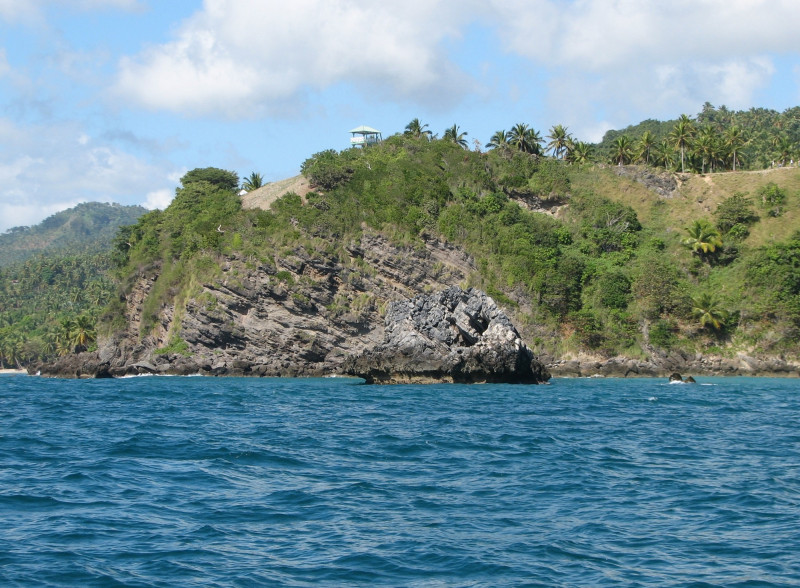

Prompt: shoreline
xmin=545 ymin=354 xmax=800 ymax=379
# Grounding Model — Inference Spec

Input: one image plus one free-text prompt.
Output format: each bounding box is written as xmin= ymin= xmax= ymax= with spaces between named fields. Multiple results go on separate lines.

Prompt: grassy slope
xmin=572 ymin=166 xmax=799 ymax=238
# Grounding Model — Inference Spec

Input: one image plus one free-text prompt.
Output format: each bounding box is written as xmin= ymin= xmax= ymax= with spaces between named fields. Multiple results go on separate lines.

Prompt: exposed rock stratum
xmin=343 ymin=286 xmax=550 ymax=384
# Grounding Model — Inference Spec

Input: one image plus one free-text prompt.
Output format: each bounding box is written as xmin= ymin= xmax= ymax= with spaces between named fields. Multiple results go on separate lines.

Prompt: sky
xmin=1 ymin=0 xmax=799 ymax=232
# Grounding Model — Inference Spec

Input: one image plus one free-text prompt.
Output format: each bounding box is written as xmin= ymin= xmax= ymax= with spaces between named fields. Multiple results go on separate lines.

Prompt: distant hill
xmin=0 ymin=202 xmax=147 ymax=266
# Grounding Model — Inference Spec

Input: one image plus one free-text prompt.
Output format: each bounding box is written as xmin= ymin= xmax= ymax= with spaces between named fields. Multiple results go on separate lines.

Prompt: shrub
xmin=571 ymin=194 xmax=641 ymax=254
xmin=596 ymin=271 xmax=632 ymax=310
xmin=649 ymin=319 xmax=678 ymax=349
xmin=569 ymin=309 xmax=605 ymax=349
xmin=155 ymin=337 xmax=191 ymax=356
xmin=301 ymin=149 xmax=356 ymax=191
xmin=757 ymin=182 xmax=787 ymax=217
xmin=714 ymin=191 xmax=758 ymax=236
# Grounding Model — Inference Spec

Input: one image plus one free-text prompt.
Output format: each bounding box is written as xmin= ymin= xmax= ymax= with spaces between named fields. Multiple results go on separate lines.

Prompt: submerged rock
xmin=343 ymin=286 xmax=550 ymax=384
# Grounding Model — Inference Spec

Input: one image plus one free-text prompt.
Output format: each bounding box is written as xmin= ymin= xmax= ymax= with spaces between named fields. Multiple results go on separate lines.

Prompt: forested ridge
xmin=0 ymin=202 xmax=146 ymax=267
xmin=4 ymin=104 xmax=800 ymax=370
xmin=0 ymin=203 xmax=145 ymax=368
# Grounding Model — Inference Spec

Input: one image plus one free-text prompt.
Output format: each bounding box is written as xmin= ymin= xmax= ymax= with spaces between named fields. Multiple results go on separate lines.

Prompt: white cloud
xmin=0 ymin=200 xmax=82 ymax=232
xmin=482 ymin=0 xmax=799 ymax=139
xmin=113 ymin=0 xmax=475 ymax=116
xmin=110 ymin=0 xmax=799 ymax=135
xmin=490 ymin=0 xmax=800 ymax=69
xmin=0 ymin=119 xmax=177 ymax=232
xmin=0 ymin=0 xmax=42 ymax=23
xmin=144 ymin=188 xmax=173 ymax=210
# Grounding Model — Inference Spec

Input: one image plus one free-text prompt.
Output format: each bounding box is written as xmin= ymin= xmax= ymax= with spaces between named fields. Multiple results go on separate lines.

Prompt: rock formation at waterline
xmin=343 ymin=286 xmax=549 ymax=384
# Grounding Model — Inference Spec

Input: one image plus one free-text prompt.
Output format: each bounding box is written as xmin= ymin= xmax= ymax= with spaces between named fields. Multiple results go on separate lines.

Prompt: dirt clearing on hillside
xmin=240 ymin=175 xmax=312 ymax=211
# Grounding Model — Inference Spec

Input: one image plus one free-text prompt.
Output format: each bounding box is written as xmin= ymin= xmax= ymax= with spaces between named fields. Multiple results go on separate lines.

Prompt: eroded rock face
xmin=36 ymin=231 xmax=483 ymax=379
xmin=342 ymin=286 xmax=550 ymax=384
xmin=612 ymin=165 xmax=679 ymax=198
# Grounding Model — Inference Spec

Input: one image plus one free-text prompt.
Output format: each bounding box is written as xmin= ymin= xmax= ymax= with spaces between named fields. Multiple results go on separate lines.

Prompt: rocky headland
xmin=36 ymin=232 xmax=553 ymax=382
xmin=29 ymin=168 xmax=800 ymax=381
xmin=34 ymin=222 xmax=798 ymax=381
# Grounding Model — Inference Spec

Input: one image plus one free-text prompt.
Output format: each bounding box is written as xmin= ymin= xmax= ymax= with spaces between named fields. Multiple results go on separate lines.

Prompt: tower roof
xmin=349 ymin=125 xmax=381 ymax=134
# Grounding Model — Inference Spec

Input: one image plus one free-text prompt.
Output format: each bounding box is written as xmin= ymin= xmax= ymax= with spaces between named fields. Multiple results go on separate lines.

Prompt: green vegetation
xmin=0 ymin=202 xmax=146 ymax=367
xmin=682 ymin=219 xmax=723 ymax=258
xmin=242 ymin=172 xmax=264 ymax=191
xmin=597 ymin=103 xmax=800 ymax=172
xmin=4 ymin=105 xmax=800 ymax=369
xmin=113 ymin=129 xmax=798 ymax=362
xmin=757 ymin=182 xmax=787 ymax=217
xmin=0 ymin=202 xmax=146 ymax=267
xmin=0 ymin=253 xmax=109 ymax=367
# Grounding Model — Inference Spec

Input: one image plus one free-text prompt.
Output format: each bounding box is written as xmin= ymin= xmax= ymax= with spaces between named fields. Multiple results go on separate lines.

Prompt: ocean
xmin=1 ymin=374 xmax=798 ymax=586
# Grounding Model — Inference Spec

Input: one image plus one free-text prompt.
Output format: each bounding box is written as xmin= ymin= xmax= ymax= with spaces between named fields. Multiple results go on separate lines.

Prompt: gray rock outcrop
xmin=342 ymin=286 xmax=550 ymax=384
xmin=35 ymin=232 xmax=483 ymax=379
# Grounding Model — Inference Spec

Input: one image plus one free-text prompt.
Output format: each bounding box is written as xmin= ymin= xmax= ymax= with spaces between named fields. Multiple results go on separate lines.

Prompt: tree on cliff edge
xmin=180 ymin=168 xmax=239 ymax=192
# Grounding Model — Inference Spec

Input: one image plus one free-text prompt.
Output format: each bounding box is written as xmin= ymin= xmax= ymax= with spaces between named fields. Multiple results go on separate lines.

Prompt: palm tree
xmin=443 ymin=124 xmax=469 ymax=149
xmin=568 ymin=141 xmax=594 ymax=164
xmin=2 ymin=333 xmax=24 ymax=368
xmin=485 ymin=129 xmax=509 ymax=150
xmin=637 ymin=131 xmax=657 ymax=165
xmin=681 ymin=219 xmax=723 ymax=257
xmin=610 ymin=135 xmax=633 ymax=166
xmin=693 ymin=126 xmax=718 ymax=174
xmin=723 ymin=125 xmax=747 ymax=171
xmin=242 ymin=172 xmax=264 ymax=191
xmin=775 ymin=136 xmax=795 ymax=166
xmin=0 ymin=336 xmax=9 ymax=369
xmin=404 ymin=118 xmax=432 ymax=140
xmin=691 ymin=292 xmax=729 ymax=331
xmin=86 ymin=282 xmax=108 ymax=306
xmin=507 ymin=123 xmax=530 ymax=152
xmin=546 ymin=124 xmax=571 ymax=159
xmin=653 ymin=139 xmax=675 ymax=169
xmin=71 ymin=315 xmax=96 ymax=353
xmin=57 ymin=317 xmax=76 ymax=356
xmin=508 ymin=123 xmax=543 ymax=154
xmin=670 ymin=115 xmax=695 ymax=173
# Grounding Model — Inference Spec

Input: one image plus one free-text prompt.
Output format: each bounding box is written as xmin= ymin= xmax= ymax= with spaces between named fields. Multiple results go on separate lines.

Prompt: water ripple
xmin=1 ymin=376 xmax=800 ymax=585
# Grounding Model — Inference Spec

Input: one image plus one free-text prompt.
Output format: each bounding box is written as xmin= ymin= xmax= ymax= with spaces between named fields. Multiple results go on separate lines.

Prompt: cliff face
xmin=39 ymin=231 xmax=500 ymax=378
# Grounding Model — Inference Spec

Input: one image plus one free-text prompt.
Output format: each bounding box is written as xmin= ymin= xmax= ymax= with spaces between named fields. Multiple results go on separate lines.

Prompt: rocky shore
xmin=34 ymin=286 xmax=550 ymax=383
xmin=545 ymin=352 xmax=799 ymax=378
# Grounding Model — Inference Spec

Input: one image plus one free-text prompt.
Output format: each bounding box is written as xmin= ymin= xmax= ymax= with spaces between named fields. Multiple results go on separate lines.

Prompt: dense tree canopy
xmin=180 ymin=167 xmax=240 ymax=192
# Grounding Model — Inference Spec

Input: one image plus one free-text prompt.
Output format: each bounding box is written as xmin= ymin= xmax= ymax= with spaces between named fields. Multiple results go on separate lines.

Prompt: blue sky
xmin=1 ymin=0 xmax=799 ymax=232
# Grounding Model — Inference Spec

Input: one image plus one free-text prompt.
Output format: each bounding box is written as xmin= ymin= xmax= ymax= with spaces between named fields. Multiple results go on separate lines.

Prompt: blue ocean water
xmin=1 ymin=375 xmax=799 ymax=587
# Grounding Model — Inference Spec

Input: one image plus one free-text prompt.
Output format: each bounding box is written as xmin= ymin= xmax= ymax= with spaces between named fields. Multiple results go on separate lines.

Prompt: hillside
xmin=0 ymin=202 xmax=147 ymax=267
xmin=0 ymin=202 xmax=147 ymax=368
xmin=34 ymin=132 xmax=800 ymax=378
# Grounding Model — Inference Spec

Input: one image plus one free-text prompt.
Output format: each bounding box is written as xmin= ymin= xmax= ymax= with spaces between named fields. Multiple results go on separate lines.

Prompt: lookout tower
xmin=349 ymin=125 xmax=382 ymax=147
